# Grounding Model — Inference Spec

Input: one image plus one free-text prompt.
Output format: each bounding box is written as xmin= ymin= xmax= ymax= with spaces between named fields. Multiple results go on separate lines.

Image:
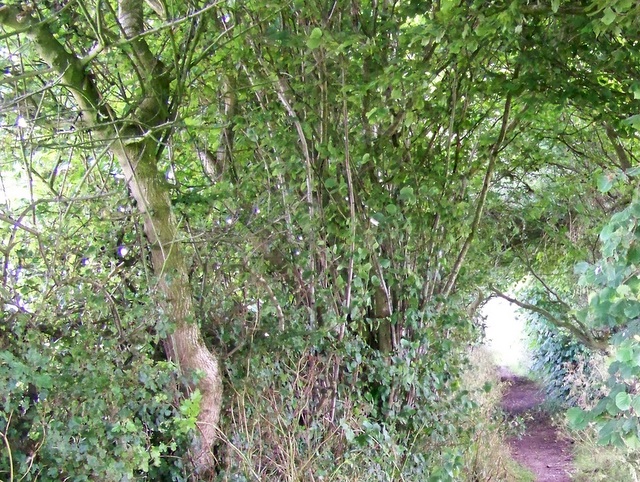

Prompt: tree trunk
xmin=111 ymin=141 xmax=223 ymax=472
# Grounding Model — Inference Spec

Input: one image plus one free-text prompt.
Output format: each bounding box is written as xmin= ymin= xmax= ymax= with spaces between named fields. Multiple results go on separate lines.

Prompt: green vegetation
xmin=460 ymin=348 xmax=535 ymax=482
xmin=1 ymin=0 xmax=640 ymax=479
xmin=571 ymin=431 xmax=639 ymax=482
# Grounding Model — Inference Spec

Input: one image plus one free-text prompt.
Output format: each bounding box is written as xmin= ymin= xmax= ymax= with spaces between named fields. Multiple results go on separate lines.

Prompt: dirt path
xmin=500 ymin=368 xmax=574 ymax=482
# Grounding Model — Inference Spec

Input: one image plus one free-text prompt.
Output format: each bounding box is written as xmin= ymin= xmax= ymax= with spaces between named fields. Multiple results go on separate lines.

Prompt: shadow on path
xmin=500 ymin=368 xmax=574 ymax=482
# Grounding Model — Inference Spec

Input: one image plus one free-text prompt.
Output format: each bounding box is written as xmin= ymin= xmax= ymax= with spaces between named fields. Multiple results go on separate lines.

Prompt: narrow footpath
xmin=500 ymin=369 xmax=574 ymax=482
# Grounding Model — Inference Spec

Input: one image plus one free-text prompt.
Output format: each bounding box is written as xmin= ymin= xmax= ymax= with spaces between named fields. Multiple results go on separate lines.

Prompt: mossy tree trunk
xmin=0 ymin=2 xmax=222 ymax=473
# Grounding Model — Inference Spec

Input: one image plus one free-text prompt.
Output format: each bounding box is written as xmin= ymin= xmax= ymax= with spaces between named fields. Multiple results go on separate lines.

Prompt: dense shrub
xmin=0 ymin=314 xmax=196 ymax=481
xmin=527 ymin=316 xmax=593 ymax=406
xmin=517 ymin=285 xmax=595 ymax=407
xmin=213 ymin=304 xmax=485 ymax=481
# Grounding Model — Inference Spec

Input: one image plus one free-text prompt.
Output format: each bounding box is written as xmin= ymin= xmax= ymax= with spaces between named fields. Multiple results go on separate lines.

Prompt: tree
xmin=0 ymin=0 xmax=221 ymax=474
xmin=2 ymin=0 xmax=640 ymax=478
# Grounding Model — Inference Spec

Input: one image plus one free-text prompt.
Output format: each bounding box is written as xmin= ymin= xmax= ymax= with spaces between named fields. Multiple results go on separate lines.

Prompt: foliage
xmin=521 ymin=285 xmax=595 ymax=406
xmin=0 ymin=200 xmax=198 ymax=480
xmin=1 ymin=0 xmax=640 ymax=478
xmin=565 ymin=425 xmax=639 ymax=482
xmin=556 ymin=351 xmax=639 ymax=482
xmin=213 ymin=303 xmax=481 ymax=481
xmin=567 ymin=190 xmax=640 ymax=450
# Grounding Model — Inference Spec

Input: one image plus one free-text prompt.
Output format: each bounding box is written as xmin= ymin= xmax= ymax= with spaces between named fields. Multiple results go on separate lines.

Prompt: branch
xmin=604 ymin=123 xmax=631 ymax=171
xmin=0 ymin=212 xmax=40 ymax=237
xmin=442 ymin=91 xmax=516 ymax=297
xmin=491 ymin=287 xmax=609 ymax=352
xmin=0 ymin=66 xmax=56 ymax=86
xmin=519 ymin=248 xmax=573 ymax=312
xmin=519 ymin=4 xmax=586 ymax=15
xmin=116 ymin=0 xmax=170 ymax=126
xmin=0 ymin=4 xmax=108 ymax=125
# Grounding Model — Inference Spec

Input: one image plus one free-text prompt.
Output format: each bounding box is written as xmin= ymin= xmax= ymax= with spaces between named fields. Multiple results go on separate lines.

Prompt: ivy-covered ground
xmin=501 ymin=370 xmax=573 ymax=482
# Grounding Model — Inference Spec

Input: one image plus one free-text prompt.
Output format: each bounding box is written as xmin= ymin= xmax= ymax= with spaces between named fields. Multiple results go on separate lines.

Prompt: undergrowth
xmin=560 ymin=352 xmax=639 ymax=482
xmin=521 ymin=284 xmax=639 ymax=482
xmin=213 ymin=337 xmax=535 ymax=481
xmin=459 ymin=348 xmax=535 ymax=482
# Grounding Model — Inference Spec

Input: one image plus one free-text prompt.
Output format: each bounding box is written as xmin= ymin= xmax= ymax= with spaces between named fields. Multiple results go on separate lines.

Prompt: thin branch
xmin=0 ymin=66 xmax=56 ymax=86
xmin=342 ymin=57 xmax=356 ymax=338
xmin=0 ymin=212 xmax=40 ymax=236
xmin=519 ymin=249 xmax=573 ymax=312
xmin=604 ymin=123 xmax=631 ymax=171
xmin=273 ymin=74 xmax=317 ymax=325
xmin=0 ymin=412 xmax=14 ymax=482
xmin=442 ymin=92 xmax=517 ymax=297
xmin=491 ymin=287 xmax=609 ymax=352
xmin=0 ymin=4 xmax=108 ymax=124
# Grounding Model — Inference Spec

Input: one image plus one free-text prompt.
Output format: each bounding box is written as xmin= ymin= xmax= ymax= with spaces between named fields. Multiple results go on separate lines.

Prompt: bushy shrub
xmin=517 ymin=285 xmax=596 ymax=407
xmin=0 ymin=315 xmax=196 ymax=481
xmin=527 ymin=316 xmax=593 ymax=406
xmin=213 ymin=304 xmax=484 ymax=481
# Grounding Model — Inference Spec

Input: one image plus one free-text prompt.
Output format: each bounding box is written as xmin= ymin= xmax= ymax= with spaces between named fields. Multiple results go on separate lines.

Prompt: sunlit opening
xmin=482 ymin=297 xmax=530 ymax=370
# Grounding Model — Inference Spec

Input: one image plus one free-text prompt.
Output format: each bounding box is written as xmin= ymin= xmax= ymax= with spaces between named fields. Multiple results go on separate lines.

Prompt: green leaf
xmin=611 ymin=432 xmax=626 ymax=449
xmin=324 ymin=177 xmax=338 ymax=189
xmin=598 ymin=419 xmax=618 ymax=444
xmin=398 ymin=186 xmax=415 ymax=203
xmin=371 ymin=212 xmax=385 ymax=224
xmin=567 ymin=407 xmax=589 ymax=430
xmin=623 ymin=114 xmax=640 ymax=131
xmin=607 ymin=398 xmax=620 ymax=415
xmin=341 ymin=421 xmax=355 ymax=443
xmin=616 ymin=391 xmax=632 ymax=411
xmin=596 ymin=173 xmax=614 ymax=193
xmin=307 ymin=28 xmax=323 ymax=49
xmin=623 ymin=432 xmax=640 ymax=449
xmin=616 ymin=284 xmax=631 ymax=297
xmin=617 ymin=345 xmax=633 ymax=363
xmin=623 ymin=301 xmax=640 ymax=319
xmin=574 ymin=261 xmax=591 ymax=275
xmin=183 ymin=116 xmax=203 ymax=127
xmin=601 ymin=7 xmax=617 ymax=26
xmin=440 ymin=0 xmax=455 ymax=13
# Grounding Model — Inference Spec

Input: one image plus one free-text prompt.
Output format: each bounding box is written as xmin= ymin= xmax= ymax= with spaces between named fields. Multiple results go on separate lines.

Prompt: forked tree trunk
xmin=0 ymin=4 xmax=223 ymax=473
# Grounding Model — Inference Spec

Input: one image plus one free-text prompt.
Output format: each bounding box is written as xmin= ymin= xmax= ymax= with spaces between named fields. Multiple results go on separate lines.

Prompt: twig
xmin=490 ymin=287 xmax=609 ymax=352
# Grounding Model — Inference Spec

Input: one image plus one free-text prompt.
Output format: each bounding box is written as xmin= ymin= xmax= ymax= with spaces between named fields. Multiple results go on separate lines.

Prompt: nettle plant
xmin=568 ymin=180 xmax=640 ymax=449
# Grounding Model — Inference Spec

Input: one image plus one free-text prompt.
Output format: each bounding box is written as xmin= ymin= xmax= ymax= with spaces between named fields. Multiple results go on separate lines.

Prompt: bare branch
xmin=604 ymin=123 xmax=631 ymax=171
xmin=442 ymin=90 xmax=520 ymax=297
xmin=491 ymin=287 xmax=609 ymax=352
xmin=0 ymin=212 xmax=40 ymax=236
xmin=0 ymin=4 xmax=107 ymax=125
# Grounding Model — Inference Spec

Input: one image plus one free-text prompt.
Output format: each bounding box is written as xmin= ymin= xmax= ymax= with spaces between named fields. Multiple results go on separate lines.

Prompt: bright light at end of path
xmin=482 ymin=297 xmax=530 ymax=370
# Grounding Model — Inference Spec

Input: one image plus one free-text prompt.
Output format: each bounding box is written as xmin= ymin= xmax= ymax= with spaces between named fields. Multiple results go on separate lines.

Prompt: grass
xmin=572 ymin=443 xmax=639 ymax=481
xmin=562 ymin=428 xmax=639 ymax=482
xmin=504 ymin=460 xmax=536 ymax=482
xmin=459 ymin=347 xmax=538 ymax=482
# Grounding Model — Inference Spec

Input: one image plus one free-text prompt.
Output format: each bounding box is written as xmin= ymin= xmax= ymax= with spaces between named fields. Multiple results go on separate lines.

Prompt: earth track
xmin=500 ymin=370 xmax=574 ymax=482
